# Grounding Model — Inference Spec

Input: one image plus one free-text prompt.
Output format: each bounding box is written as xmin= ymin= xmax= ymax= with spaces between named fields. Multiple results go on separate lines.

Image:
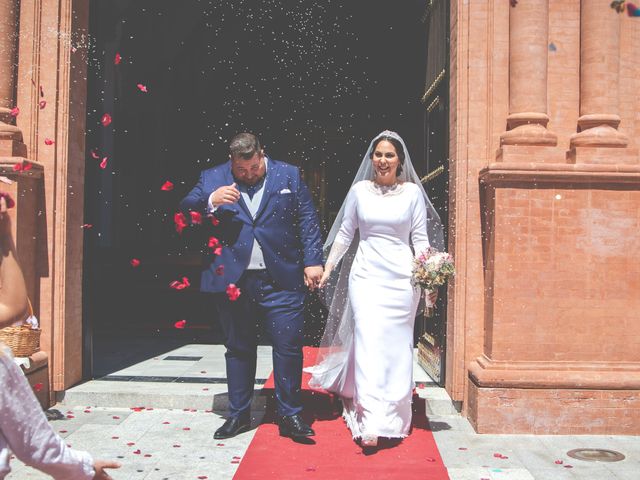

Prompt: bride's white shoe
xmin=361 ymin=433 xmax=378 ymax=447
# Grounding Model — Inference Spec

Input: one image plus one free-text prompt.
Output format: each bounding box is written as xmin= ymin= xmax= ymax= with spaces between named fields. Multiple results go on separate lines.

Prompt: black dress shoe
xmin=278 ymin=414 xmax=315 ymax=438
xmin=214 ymin=415 xmax=251 ymax=439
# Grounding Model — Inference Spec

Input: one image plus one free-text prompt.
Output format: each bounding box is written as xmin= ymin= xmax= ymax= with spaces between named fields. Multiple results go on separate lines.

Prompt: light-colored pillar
xmin=500 ymin=0 xmax=557 ymax=146
xmin=570 ymin=0 xmax=628 ymax=148
xmin=0 ymin=0 xmax=24 ymax=147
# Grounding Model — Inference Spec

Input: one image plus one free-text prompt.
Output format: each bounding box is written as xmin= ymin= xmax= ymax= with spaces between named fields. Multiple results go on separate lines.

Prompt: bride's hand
xmin=427 ymin=289 xmax=438 ymax=305
xmin=318 ymin=268 xmax=331 ymax=289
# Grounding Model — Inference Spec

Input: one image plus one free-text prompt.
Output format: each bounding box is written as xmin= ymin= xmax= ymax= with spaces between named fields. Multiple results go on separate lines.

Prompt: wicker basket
xmin=0 ymin=300 xmax=40 ymax=357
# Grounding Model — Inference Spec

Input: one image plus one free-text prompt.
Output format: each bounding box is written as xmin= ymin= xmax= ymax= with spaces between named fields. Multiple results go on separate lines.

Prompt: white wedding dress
xmin=314 ymin=179 xmax=431 ymax=439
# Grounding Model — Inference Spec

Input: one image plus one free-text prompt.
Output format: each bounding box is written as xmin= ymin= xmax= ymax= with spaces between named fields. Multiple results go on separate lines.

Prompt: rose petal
xmin=144 ymin=454 xmax=152 ymax=457
xmin=137 ymin=83 xmax=148 ymax=93
xmin=161 ymin=180 xmax=174 ymax=191
xmin=211 ymin=215 xmax=220 ymax=226
xmin=174 ymin=212 xmax=188 ymax=234
xmin=22 ymin=162 xmax=32 ymax=171
xmin=44 ymin=138 xmax=54 ymax=145
xmin=174 ymin=319 xmax=187 ymax=329
xmin=101 ymin=113 xmax=112 ymax=127
xmin=112 ymin=416 xmax=120 ymax=419
xmin=127 ymin=442 xmax=135 ymax=446
xmin=114 ymin=53 xmax=121 ymax=65
xmin=99 ymin=157 xmax=108 ymax=169
xmin=226 ymin=284 xmax=241 ymax=301
xmin=215 ymin=265 xmax=225 ymax=276
xmin=39 ymin=100 xmax=47 ymax=109
xmin=90 ymin=149 xmax=100 ymax=159
xmin=182 ymin=427 xmax=190 ymax=431
xmin=555 ymin=460 xmax=563 ymax=465
xmin=130 ymin=258 xmax=141 ymax=267
xmin=33 ymin=383 xmax=43 ymax=392
xmin=13 ymin=163 xmax=23 ymax=171
xmin=81 ymin=224 xmax=93 ymax=229
xmin=10 ymin=107 xmax=19 ymax=117
xmin=133 ymin=449 xmax=141 ymax=455
xmin=190 ymin=211 xmax=202 ymax=225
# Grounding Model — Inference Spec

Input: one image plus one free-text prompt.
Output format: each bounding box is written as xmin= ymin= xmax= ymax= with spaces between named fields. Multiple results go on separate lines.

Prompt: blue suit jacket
xmin=179 ymin=158 xmax=323 ymax=293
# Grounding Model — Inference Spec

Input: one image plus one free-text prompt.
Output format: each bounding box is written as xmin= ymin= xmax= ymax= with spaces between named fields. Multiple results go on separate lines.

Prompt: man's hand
xmin=92 ymin=460 xmax=121 ymax=480
xmin=318 ymin=267 xmax=332 ymax=289
xmin=211 ymin=183 xmax=240 ymax=208
xmin=304 ymin=265 xmax=324 ymax=291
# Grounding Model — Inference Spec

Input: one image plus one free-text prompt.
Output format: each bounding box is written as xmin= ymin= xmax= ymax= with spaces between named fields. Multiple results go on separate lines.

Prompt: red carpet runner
xmin=233 ymin=347 xmax=450 ymax=479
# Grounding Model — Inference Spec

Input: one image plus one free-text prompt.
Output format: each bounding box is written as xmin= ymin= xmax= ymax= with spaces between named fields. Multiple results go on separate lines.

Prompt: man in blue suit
xmin=180 ymin=133 xmax=324 ymax=440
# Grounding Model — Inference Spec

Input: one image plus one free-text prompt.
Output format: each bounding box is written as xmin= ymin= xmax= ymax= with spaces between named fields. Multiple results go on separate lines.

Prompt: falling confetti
xmin=161 ymin=180 xmax=174 ymax=191
xmin=10 ymin=107 xmax=19 ymax=117
xmin=114 ymin=52 xmax=122 ymax=65
xmin=130 ymin=258 xmax=141 ymax=267
xmin=90 ymin=149 xmax=100 ymax=159
xmin=101 ymin=113 xmax=112 ymax=127
xmin=33 ymin=383 xmax=44 ymax=392
xmin=208 ymin=236 xmax=222 ymax=255
xmin=99 ymin=157 xmax=108 ymax=169
xmin=44 ymin=138 xmax=54 ymax=145
xmin=137 ymin=83 xmax=148 ymax=93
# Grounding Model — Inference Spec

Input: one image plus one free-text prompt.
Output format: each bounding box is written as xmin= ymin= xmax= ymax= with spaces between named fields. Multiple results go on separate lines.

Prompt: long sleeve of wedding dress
xmin=325 ymin=189 xmax=358 ymax=273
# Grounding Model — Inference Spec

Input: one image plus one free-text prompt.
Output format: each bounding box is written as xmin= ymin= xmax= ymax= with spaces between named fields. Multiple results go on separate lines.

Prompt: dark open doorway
xmin=82 ymin=0 xmax=448 ymax=380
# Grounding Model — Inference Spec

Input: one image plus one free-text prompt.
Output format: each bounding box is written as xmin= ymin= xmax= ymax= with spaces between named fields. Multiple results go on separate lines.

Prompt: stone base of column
xmin=500 ymin=112 xmax=558 ymax=147
xmin=567 ymin=146 xmax=638 ymax=165
xmin=570 ymin=114 xmax=629 ymax=149
xmin=475 ymin=164 xmax=640 ymax=434
xmin=468 ymin=357 xmax=640 ymax=434
xmin=496 ymin=145 xmax=565 ymax=164
xmin=0 ymin=138 xmax=28 ymax=157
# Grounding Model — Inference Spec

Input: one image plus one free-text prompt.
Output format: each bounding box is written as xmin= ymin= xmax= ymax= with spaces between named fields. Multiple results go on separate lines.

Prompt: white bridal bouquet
xmin=411 ymin=248 xmax=455 ymax=308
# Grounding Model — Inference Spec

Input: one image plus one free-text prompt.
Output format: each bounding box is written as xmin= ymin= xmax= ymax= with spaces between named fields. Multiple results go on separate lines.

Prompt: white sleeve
xmin=410 ymin=186 xmax=431 ymax=255
xmin=207 ymin=191 xmax=217 ymax=213
xmin=0 ymin=348 xmax=95 ymax=480
xmin=325 ymin=187 xmax=359 ymax=270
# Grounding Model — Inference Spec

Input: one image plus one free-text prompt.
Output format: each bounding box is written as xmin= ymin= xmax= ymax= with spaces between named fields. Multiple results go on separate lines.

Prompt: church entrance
xmin=82 ymin=0 xmax=449 ymax=382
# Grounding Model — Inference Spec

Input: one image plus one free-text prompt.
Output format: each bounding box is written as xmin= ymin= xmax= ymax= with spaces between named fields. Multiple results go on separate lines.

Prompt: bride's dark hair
xmin=369 ymin=135 xmax=405 ymax=176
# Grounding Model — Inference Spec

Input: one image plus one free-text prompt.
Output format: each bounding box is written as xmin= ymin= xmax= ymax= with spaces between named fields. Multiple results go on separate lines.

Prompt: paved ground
xmin=7 ymin=345 xmax=640 ymax=479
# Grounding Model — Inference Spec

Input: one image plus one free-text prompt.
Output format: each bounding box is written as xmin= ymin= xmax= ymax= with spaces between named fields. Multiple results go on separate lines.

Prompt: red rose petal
xmin=215 ymin=265 xmax=225 ymax=276
xmin=44 ymin=138 xmax=54 ymax=145
xmin=226 ymin=283 xmax=241 ymax=301
xmin=66 ymin=415 xmax=74 ymax=419
xmin=101 ymin=113 xmax=112 ymax=127
xmin=174 ymin=319 xmax=187 ymax=329
xmin=90 ymin=149 xmax=100 ymax=159
xmin=99 ymin=157 xmax=108 ymax=169
xmin=114 ymin=53 xmax=121 ymax=65
xmin=130 ymin=258 xmax=141 ymax=267
xmin=183 ymin=427 xmax=191 ymax=431
xmin=112 ymin=416 xmax=120 ymax=420
xmin=34 ymin=383 xmax=44 ymax=392
xmin=198 ymin=476 xmax=208 ymax=479
xmin=13 ymin=163 xmax=22 ymax=171
xmin=211 ymin=216 xmax=220 ymax=226
xmin=60 ymin=430 xmax=68 ymax=433
xmin=190 ymin=211 xmax=202 ymax=225
xmin=39 ymin=100 xmax=47 ymax=109
xmin=133 ymin=449 xmax=141 ymax=455
xmin=182 ymin=277 xmax=190 ymax=287
xmin=81 ymin=224 xmax=93 ymax=229
xmin=161 ymin=180 xmax=174 ymax=191
xmin=162 ymin=421 xmax=170 ymax=424
xmin=144 ymin=454 xmax=152 ymax=457
xmin=137 ymin=83 xmax=148 ymax=93
xmin=111 ymin=436 xmax=119 ymax=439
xmin=22 ymin=162 xmax=32 ymax=171
xmin=10 ymin=107 xmax=19 ymax=117
xmin=555 ymin=459 xmax=563 ymax=465
xmin=127 ymin=442 xmax=135 ymax=446
xmin=564 ymin=465 xmax=573 ymax=469
xmin=174 ymin=212 xmax=188 ymax=234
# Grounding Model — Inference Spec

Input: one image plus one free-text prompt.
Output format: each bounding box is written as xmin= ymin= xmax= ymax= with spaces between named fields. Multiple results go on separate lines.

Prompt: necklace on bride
xmin=369 ymin=179 xmax=403 ymax=196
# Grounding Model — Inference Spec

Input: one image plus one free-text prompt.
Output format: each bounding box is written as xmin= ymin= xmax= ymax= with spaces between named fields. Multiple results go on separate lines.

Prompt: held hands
xmin=211 ymin=183 xmax=240 ymax=208
xmin=427 ymin=289 xmax=438 ymax=306
xmin=92 ymin=460 xmax=121 ymax=480
xmin=304 ymin=265 xmax=324 ymax=291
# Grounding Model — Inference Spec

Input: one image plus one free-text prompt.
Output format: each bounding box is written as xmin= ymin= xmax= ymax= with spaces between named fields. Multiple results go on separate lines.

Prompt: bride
xmin=307 ymin=130 xmax=444 ymax=448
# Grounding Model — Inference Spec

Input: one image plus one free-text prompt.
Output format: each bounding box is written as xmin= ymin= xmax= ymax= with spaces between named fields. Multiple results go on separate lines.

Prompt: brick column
xmin=500 ymin=0 xmax=557 ymax=147
xmin=0 ymin=0 xmax=26 ymax=156
xmin=570 ymin=0 xmax=628 ymax=148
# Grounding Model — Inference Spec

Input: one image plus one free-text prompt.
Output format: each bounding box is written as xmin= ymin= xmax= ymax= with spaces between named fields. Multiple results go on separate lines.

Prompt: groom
xmin=180 ymin=133 xmax=324 ymax=440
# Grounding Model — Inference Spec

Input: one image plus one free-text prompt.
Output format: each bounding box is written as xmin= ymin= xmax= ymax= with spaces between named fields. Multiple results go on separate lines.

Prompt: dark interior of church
xmin=82 ymin=0 xmax=449 ymax=378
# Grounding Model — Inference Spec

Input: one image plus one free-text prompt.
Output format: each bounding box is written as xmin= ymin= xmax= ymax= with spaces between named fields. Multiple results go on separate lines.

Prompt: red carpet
xmin=233 ymin=347 xmax=450 ymax=479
